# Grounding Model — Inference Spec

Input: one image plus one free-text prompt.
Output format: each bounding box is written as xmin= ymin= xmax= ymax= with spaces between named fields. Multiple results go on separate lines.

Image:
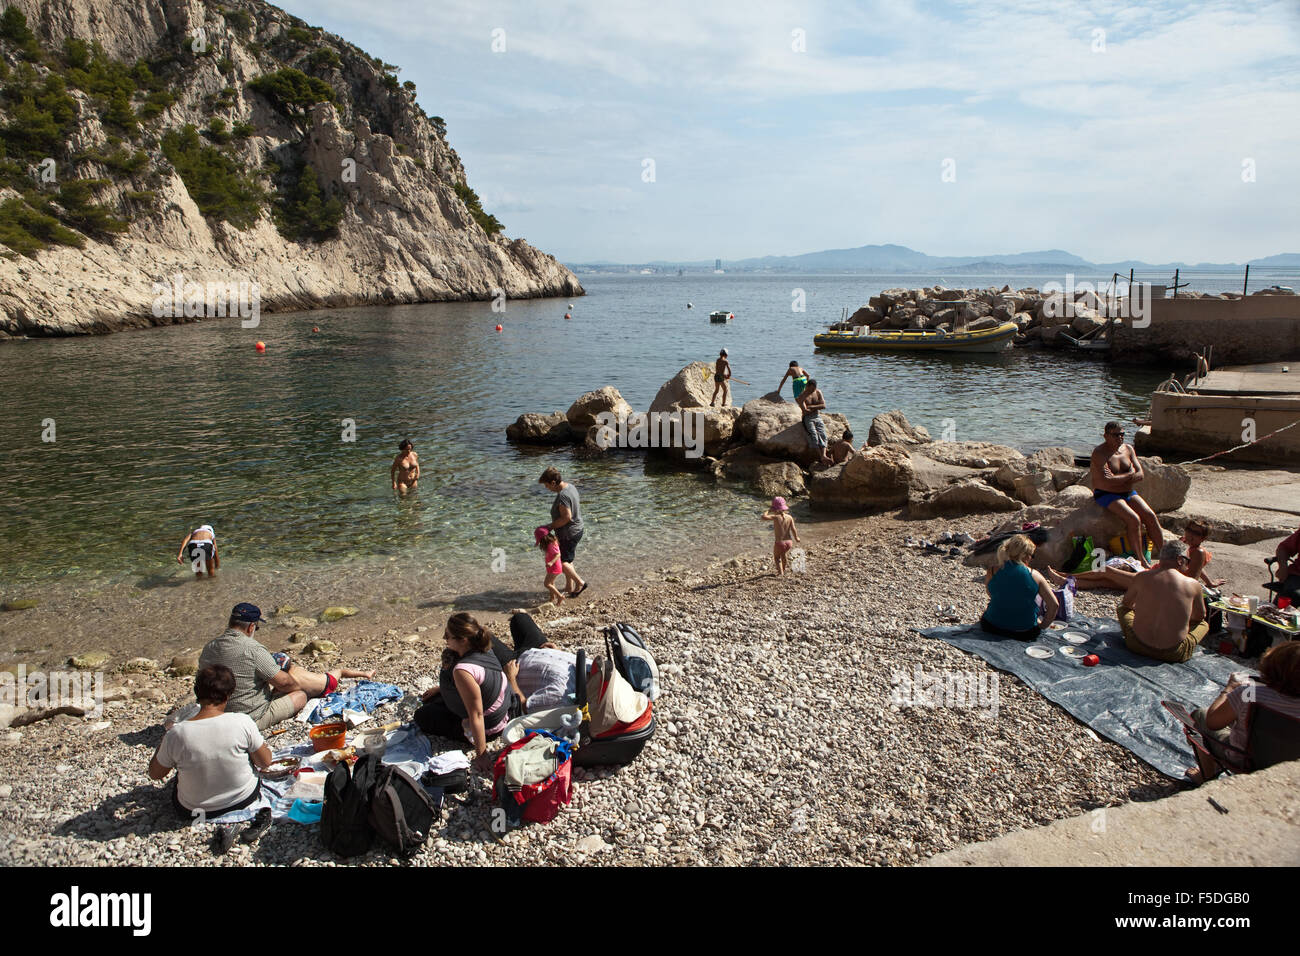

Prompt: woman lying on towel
xmin=148 ymin=664 xmax=274 ymax=820
xmin=980 ymin=534 xmax=1059 ymax=641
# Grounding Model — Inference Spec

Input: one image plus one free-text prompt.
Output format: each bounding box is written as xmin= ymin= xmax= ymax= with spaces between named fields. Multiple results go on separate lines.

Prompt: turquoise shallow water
xmin=0 ymin=271 xmax=1261 ymax=590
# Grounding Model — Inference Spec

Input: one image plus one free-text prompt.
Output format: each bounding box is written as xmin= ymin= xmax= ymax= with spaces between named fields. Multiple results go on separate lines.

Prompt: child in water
xmin=761 ymin=497 xmax=800 ymax=575
xmin=535 ymin=526 xmax=565 ymax=605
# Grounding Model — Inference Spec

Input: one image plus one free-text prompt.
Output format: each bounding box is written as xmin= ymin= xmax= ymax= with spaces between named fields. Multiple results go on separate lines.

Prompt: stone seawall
xmin=1111 ymin=296 xmax=1300 ymax=366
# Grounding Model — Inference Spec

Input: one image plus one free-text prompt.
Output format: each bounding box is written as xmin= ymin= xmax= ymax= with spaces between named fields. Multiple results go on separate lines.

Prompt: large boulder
xmin=566 ymin=387 xmax=633 ymax=431
xmin=1033 ymin=504 xmax=1133 ymax=570
xmin=507 ymin=412 xmax=575 ymax=445
xmin=738 ymin=395 xmax=849 ymax=461
xmin=1012 ymin=471 xmax=1054 ymax=505
xmin=649 ymin=362 xmax=715 ymax=414
xmin=754 ymin=462 xmax=807 ymax=499
xmin=1079 ymin=456 xmax=1191 ymax=512
xmin=1069 ymin=310 xmax=1106 ymax=335
xmin=650 ymin=405 xmax=741 ymax=459
xmin=916 ymin=441 xmax=1024 ymax=470
xmin=808 ymin=445 xmax=914 ymax=511
xmin=867 ymin=410 xmax=932 ymax=447
xmin=908 ymin=479 xmax=1024 ymax=518
xmin=713 ymin=445 xmax=785 ymax=482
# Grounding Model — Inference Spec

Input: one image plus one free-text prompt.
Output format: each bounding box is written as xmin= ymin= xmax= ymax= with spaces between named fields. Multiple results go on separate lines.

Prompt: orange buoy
xmin=255 ymin=341 xmax=266 ymax=352
xmin=312 ymin=326 xmax=320 ymax=333
xmin=564 ymin=312 xmax=571 ymax=320
xmin=495 ymin=324 xmax=503 ymax=332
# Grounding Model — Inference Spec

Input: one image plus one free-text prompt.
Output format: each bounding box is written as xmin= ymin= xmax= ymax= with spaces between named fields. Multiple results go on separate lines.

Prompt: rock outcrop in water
xmin=0 ymin=0 xmax=581 ymax=336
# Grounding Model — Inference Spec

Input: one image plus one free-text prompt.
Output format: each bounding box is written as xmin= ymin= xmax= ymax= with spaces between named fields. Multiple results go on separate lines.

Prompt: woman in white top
xmin=149 ymin=663 xmax=273 ymax=819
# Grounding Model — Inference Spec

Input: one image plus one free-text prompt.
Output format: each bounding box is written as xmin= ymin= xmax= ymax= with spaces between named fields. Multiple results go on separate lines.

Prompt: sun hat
xmin=771 ymin=497 xmax=788 ymax=512
xmin=534 ymin=525 xmax=551 ymax=545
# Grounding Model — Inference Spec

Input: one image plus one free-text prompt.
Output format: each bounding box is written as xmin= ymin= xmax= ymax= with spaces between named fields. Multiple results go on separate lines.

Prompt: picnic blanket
xmin=919 ymin=615 xmax=1248 ymax=779
xmin=305 ymin=680 xmax=403 ymax=724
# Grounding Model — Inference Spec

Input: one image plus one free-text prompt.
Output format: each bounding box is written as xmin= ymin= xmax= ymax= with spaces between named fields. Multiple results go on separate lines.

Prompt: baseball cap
xmin=230 ymin=602 xmax=266 ymax=624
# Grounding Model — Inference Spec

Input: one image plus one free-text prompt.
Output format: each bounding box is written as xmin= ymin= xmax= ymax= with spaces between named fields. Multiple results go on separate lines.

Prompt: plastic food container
xmin=309 ymin=721 xmax=347 ymax=752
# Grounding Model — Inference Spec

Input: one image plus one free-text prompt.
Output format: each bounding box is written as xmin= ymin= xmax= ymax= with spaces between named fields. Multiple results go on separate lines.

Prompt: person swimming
xmin=391 ymin=438 xmax=420 ymax=494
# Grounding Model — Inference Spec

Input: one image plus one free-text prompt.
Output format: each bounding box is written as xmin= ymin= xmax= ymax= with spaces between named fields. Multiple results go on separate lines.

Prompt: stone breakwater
xmin=832 ymin=283 xmax=1296 ymax=349
xmin=0 ymin=511 xmax=1172 ymax=867
xmin=508 ymin=364 xmax=1193 ymax=574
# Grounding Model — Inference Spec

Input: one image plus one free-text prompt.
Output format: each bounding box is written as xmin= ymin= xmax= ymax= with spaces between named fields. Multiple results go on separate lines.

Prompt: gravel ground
xmin=0 ymin=512 xmax=1176 ymax=867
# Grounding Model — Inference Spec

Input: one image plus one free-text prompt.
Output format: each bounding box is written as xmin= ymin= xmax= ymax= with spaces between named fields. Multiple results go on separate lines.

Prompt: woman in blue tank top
xmin=980 ymin=534 xmax=1059 ymax=640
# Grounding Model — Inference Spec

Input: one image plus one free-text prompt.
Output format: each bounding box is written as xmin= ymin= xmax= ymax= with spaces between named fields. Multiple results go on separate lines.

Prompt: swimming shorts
xmin=558 ymin=528 xmax=582 ymax=565
xmin=187 ymin=541 xmax=214 ymax=564
xmin=1093 ymin=489 xmax=1137 ymax=508
xmin=792 ymin=376 xmax=808 ymax=398
xmin=776 ymin=540 xmax=794 ymax=554
xmin=714 ymin=373 xmax=726 ymax=384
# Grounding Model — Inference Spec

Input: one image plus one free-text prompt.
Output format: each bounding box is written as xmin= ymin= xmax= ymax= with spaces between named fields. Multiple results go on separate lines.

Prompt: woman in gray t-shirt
xmin=539 ymin=466 xmax=587 ymax=597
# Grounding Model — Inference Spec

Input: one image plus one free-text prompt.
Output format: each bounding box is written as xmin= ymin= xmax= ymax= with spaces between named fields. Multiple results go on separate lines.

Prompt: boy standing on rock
xmin=797 ymin=379 xmax=833 ymax=468
xmin=710 ymin=349 xmax=732 ymax=406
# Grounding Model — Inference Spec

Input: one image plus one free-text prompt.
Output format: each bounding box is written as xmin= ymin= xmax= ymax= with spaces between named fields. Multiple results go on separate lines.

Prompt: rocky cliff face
xmin=0 ymin=0 xmax=582 ymax=336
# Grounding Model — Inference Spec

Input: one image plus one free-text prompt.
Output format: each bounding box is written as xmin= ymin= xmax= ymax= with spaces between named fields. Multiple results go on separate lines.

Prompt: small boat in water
xmin=710 ymin=310 xmax=733 ymax=323
xmin=814 ymin=321 xmax=1017 ymax=353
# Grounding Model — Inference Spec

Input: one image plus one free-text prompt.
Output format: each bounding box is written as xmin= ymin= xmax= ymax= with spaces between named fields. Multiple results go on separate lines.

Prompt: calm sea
xmin=1 ymin=271 xmax=1289 ymax=591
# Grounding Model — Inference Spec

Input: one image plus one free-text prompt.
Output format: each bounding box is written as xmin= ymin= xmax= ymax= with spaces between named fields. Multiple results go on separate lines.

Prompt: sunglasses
xmin=1107 ymin=430 xmax=1125 ymax=437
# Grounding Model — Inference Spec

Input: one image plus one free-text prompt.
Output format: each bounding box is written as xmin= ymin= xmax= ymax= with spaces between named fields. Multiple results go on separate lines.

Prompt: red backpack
xmin=492 ymin=730 xmax=574 ymax=826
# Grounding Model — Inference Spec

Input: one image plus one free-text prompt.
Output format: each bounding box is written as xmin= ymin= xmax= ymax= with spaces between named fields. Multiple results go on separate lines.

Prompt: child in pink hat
xmin=761 ymin=497 xmax=800 ymax=575
xmin=536 ymin=526 xmax=564 ymax=605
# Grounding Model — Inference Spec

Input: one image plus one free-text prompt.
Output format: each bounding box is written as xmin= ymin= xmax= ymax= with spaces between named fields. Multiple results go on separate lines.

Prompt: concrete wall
xmin=1112 ymin=295 xmax=1300 ymax=366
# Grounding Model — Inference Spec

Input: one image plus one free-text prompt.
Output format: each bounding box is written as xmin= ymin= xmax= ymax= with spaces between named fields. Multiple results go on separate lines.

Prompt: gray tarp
xmin=919 ymin=615 xmax=1245 ymax=779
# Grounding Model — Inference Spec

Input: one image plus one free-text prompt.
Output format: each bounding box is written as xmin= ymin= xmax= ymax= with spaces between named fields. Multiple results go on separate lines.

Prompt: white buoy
xmin=568 ymin=303 xmax=574 ymax=309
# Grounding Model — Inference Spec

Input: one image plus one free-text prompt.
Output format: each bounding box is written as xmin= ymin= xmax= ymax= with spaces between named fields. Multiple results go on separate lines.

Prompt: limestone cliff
xmin=0 ymin=0 xmax=582 ymax=336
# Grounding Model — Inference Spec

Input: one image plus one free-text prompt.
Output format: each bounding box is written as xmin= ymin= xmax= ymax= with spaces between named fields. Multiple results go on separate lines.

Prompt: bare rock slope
xmin=0 ymin=0 xmax=581 ymax=336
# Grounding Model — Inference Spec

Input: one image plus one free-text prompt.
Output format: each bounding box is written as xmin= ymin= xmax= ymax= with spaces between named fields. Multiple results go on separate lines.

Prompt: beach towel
xmin=306 ymin=680 xmax=403 ymax=724
xmin=919 ymin=615 xmax=1244 ymax=779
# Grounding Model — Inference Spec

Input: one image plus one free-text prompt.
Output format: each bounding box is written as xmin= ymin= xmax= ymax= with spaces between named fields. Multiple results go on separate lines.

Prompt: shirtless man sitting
xmin=1117 ymin=540 xmax=1209 ymax=663
xmin=1090 ymin=420 xmax=1163 ymax=567
xmin=391 ymin=438 xmax=420 ymax=494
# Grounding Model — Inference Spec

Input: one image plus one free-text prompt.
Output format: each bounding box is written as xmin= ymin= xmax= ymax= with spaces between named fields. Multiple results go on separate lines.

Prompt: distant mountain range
xmin=571 ymin=244 xmax=1300 ymax=274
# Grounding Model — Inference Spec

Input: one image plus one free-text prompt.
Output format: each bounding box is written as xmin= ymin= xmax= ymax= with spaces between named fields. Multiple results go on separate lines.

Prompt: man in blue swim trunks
xmin=1090 ymin=421 xmax=1164 ymax=568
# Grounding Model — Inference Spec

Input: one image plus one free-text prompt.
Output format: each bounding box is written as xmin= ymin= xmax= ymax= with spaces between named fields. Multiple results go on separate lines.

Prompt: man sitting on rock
xmin=1117 ymin=541 xmax=1209 ymax=663
xmin=828 ymin=428 xmax=855 ymax=465
xmin=1090 ymin=421 xmax=1163 ymax=567
xmin=199 ymin=603 xmax=374 ymax=730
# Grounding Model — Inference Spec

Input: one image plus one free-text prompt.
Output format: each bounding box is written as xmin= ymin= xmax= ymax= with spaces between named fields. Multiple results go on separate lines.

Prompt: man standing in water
xmin=539 ymin=467 xmax=588 ymax=597
xmin=710 ymin=349 xmax=732 ymax=407
xmin=391 ymin=438 xmax=420 ymax=494
xmin=796 ymin=379 xmax=833 ymax=468
xmin=177 ymin=524 xmax=219 ymax=578
xmin=1090 ymin=421 xmax=1163 ymax=567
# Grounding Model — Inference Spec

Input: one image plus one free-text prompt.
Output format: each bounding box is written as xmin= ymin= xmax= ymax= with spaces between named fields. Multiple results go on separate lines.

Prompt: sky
xmin=281 ymin=0 xmax=1300 ymax=265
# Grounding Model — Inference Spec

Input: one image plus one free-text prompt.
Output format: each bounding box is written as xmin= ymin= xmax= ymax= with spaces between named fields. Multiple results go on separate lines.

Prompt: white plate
xmin=1026 ymin=646 xmax=1055 ymax=659
xmin=1048 ymin=622 xmax=1066 ymax=631
xmin=1059 ymin=646 xmax=1086 ymax=658
xmin=1060 ymin=631 xmax=1089 ymax=645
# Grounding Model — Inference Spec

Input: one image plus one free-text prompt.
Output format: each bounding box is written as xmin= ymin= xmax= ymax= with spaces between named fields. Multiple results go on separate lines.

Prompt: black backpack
xmin=320 ymin=754 xmax=380 ymax=857
xmin=368 ymin=764 xmax=438 ymax=857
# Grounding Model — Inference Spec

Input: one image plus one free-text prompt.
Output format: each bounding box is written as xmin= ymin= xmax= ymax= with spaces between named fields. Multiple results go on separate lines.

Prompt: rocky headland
xmin=0 ymin=0 xmax=581 ymax=337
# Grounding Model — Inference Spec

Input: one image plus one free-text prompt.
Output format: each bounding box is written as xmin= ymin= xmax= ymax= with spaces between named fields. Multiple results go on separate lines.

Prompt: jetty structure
xmin=1136 ymin=363 xmax=1300 ymax=465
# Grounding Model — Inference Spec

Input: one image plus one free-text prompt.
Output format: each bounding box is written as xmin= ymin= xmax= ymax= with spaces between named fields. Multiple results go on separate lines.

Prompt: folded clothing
xmin=308 ymin=680 xmax=402 ymax=724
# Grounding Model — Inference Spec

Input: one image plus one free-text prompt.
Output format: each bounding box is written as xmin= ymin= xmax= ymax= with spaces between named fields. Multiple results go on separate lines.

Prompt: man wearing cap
xmin=710 ymin=349 xmax=732 ymax=407
xmin=199 ymin=603 xmax=374 ymax=730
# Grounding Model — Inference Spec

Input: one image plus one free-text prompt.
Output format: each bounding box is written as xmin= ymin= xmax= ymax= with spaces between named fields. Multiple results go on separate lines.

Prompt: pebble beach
xmin=0 ymin=511 xmax=1175 ymax=868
